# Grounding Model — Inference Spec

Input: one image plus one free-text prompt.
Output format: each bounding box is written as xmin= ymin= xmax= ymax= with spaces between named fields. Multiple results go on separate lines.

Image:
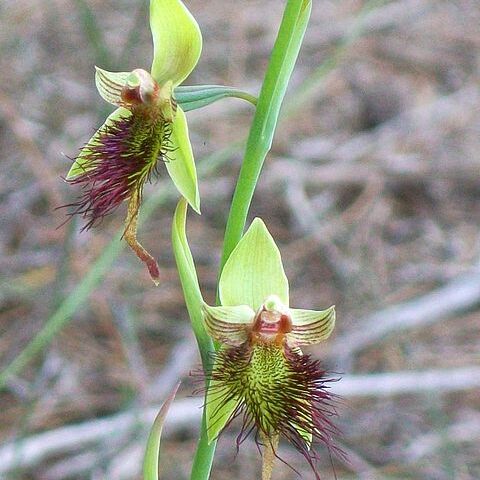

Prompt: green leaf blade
xmin=143 ymin=382 xmax=181 ymax=480
xmin=174 ymin=85 xmax=257 ymax=112
xmin=171 ymin=199 xmax=212 ymax=363
xmin=171 ymin=198 xmax=218 ymax=480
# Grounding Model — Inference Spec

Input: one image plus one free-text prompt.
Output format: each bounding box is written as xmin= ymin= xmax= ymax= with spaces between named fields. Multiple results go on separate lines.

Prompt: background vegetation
xmin=1 ymin=0 xmax=479 ymax=478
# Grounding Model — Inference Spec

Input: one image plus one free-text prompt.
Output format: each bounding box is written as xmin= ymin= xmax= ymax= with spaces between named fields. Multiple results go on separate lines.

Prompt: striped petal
xmin=95 ymin=67 xmax=130 ymax=106
xmin=202 ymin=303 xmax=254 ymax=346
xmin=289 ymin=306 xmax=336 ymax=345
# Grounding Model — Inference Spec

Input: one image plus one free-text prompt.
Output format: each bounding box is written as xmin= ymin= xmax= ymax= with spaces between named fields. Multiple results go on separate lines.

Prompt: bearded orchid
xmin=202 ymin=218 xmax=342 ymax=479
xmin=64 ymin=0 xmax=252 ymax=284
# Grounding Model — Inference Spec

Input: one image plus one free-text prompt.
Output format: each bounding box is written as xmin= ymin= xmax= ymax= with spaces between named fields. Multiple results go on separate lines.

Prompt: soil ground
xmin=1 ymin=1 xmax=480 ymax=479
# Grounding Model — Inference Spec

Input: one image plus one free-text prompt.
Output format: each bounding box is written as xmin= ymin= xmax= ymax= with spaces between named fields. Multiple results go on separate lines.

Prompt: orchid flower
xmin=65 ymin=0 xmax=202 ymax=284
xmin=202 ymin=218 xmax=342 ymax=479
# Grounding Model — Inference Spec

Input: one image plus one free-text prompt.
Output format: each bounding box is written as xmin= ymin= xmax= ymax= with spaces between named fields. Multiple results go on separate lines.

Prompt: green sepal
xmin=165 ymin=107 xmax=200 ymax=213
xmin=205 ymin=352 xmax=241 ymax=444
xmin=219 ymin=218 xmax=289 ymax=310
xmin=143 ymin=382 xmax=181 ymax=480
xmin=290 ymin=306 xmax=336 ymax=345
xmin=150 ymin=0 xmax=202 ymax=87
xmin=174 ymin=85 xmax=257 ymax=112
xmin=66 ymin=107 xmax=131 ymax=180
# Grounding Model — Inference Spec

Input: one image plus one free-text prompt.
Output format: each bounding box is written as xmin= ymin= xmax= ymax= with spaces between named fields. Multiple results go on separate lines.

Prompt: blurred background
xmin=1 ymin=0 xmax=480 ymax=478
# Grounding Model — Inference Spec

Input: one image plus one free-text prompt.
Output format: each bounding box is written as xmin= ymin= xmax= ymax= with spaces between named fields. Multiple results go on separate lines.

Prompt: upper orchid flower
xmin=65 ymin=0 xmax=202 ymax=284
xmin=202 ymin=219 xmax=343 ymax=479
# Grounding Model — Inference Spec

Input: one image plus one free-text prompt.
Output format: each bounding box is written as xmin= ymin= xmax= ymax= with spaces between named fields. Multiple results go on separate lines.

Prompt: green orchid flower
xmin=65 ymin=0 xmax=202 ymax=284
xmin=202 ymin=218 xmax=342 ymax=479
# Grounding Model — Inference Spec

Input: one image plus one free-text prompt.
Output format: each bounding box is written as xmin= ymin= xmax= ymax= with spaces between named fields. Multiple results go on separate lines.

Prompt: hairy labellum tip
xmin=64 ymin=112 xmax=172 ymax=229
xmin=205 ymin=341 xmax=344 ymax=479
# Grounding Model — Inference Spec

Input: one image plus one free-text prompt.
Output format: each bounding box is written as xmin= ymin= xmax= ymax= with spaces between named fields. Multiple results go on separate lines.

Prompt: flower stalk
xmin=262 ymin=433 xmax=279 ymax=480
xmin=219 ymin=0 xmax=312 ymax=273
xmin=176 ymin=1 xmax=318 ymax=478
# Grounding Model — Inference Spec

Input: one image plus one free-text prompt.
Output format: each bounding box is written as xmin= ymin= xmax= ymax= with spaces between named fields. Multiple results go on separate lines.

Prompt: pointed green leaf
xmin=95 ymin=67 xmax=129 ymax=106
xmin=205 ymin=354 xmax=241 ymax=444
xmin=66 ymin=107 xmax=131 ymax=180
xmin=165 ymin=107 xmax=200 ymax=213
xmin=290 ymin=306 xmax=336 ymax=345
xmin=150 ymin=0 xmax=202 ymax=87
xmin=202 ymin=303 xmax=253 ymax=345
xmin=172 ymin=199 xmax=213 ymax=366
xmin=219 ymin=218 xmax=289 ymax=310
xmin=143 ymin=382 xmax=180 ymax=480
xmin=174 ymin=85 xmax=257 ymax=112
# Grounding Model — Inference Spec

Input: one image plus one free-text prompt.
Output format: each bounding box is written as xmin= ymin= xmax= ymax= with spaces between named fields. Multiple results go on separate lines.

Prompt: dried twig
xmin=0 ymin=397 xmax=201 ymax=475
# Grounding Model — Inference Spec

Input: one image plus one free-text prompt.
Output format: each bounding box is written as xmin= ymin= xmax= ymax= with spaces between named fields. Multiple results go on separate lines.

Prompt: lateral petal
xmin=289 ymin=306 xmax=336 ymax=345
xmin=202 ymin=303 xmax=254 ymax=346
xmin=94 ymin=67 xmax=130 ymax=106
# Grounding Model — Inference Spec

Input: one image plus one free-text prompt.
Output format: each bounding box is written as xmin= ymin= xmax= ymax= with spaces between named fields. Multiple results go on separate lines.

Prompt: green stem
xmin=191 ymin=410 xmax=218 ymax=480
xmin=219 ymin=0 xmax=312 ymax=273
xmin=188 ymin=1 xmax=312 ymax=478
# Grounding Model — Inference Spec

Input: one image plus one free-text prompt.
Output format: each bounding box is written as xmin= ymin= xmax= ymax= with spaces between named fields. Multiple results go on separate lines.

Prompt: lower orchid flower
xmin=202 ymin=218 xmax=343 ymax=479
